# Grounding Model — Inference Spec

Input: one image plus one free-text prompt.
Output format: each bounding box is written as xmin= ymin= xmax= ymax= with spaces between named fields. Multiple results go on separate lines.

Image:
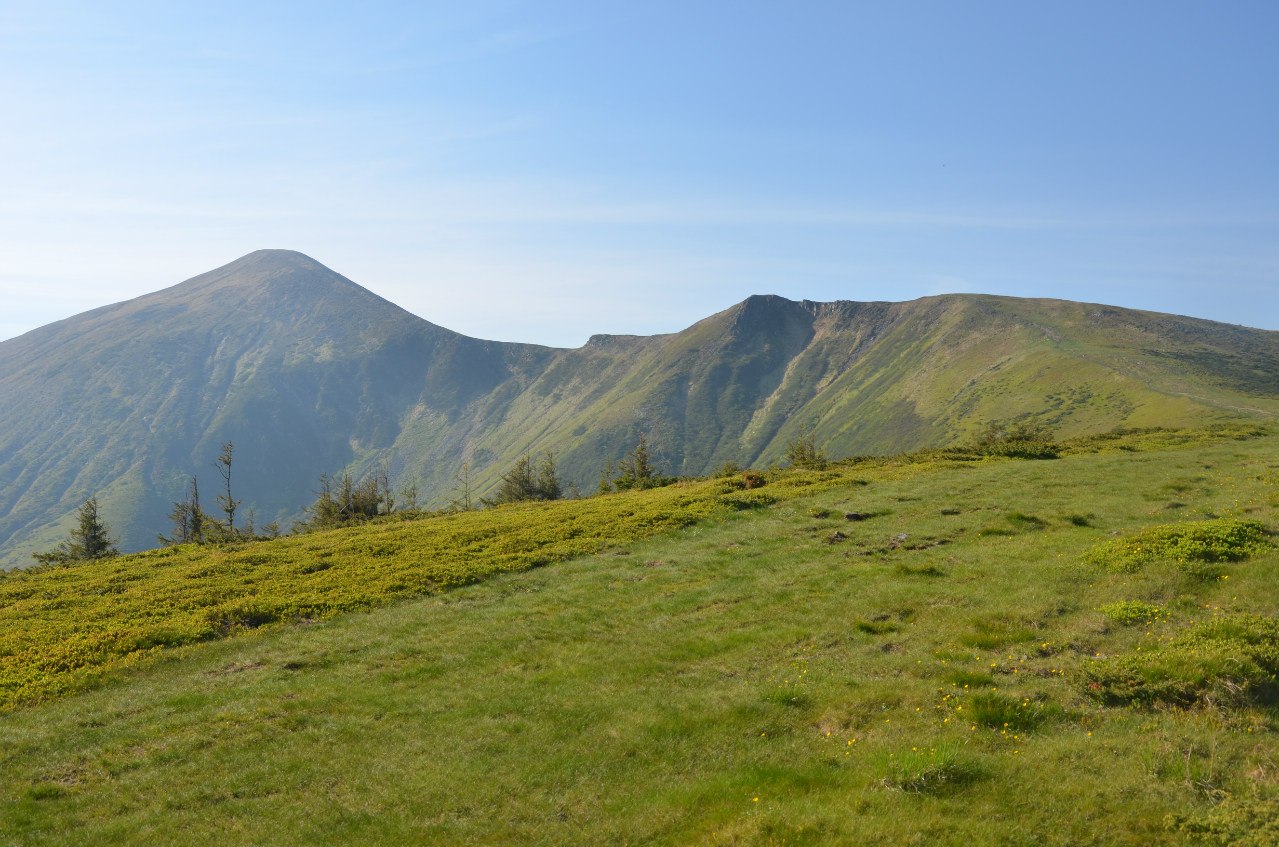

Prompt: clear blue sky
xmin=2 ymin=1 xmax=1276 ymax=345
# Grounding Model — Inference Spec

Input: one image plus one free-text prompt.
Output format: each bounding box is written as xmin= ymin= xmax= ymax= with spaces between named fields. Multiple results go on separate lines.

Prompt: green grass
xmin=1 ymin=426 xmax=1278 ymax=845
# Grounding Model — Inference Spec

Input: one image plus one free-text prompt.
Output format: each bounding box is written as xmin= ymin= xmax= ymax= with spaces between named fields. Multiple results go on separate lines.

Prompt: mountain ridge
xmin=2 ymin=250 xmax=1276 ymax=566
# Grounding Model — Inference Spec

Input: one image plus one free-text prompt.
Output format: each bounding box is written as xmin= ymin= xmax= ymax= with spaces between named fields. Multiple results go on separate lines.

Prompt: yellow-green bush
xmin=1098 ymin=600 xmax=1171 ymax=626
xmin=1082 ymin=613 xmax=1279 ymax=707
xmin=1169 ymin=793 xmax=1279 ymax=847
xmin=1082 ymin=519 xmax=1270 ymax=574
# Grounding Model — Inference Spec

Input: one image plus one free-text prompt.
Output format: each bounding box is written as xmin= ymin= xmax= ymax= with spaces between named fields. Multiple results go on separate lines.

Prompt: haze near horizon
xmin=2 ymin=1 xmax=1276 ymax=345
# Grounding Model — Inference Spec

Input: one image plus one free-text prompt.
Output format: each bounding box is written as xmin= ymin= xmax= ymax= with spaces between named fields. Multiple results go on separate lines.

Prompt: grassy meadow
xmin=1 ymin=425 xmax=1277 ymax=845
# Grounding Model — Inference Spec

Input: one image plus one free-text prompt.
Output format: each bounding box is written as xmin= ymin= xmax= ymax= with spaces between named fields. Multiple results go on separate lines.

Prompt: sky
xmin=1 ymin=0 xmax=1276 ymax=346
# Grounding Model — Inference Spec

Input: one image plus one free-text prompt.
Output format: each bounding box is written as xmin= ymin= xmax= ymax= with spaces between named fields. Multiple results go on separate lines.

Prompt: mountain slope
xmin=0 ymin=251 xmax=552 ymax=565
xmin=1 ymin=250 xmax=1276 ymax=566
xmin=2 ymin=427 xmax=1276 ymax=844
xmin=446 ymin=292 xmax=1278 ymax=490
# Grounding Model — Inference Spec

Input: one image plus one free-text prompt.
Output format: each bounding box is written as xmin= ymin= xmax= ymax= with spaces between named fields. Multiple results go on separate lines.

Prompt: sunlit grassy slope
xmin=424 ymin=293 xmax=1279 ymax=510
xmin=2 ymin=425 xmax=1277 ymax=846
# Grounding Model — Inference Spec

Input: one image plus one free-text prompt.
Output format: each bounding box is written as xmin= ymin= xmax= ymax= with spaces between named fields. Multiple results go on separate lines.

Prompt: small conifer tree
xmin=488 ymin=452 xmax=562 ymax=505
xmin=597 ymin=460 xmax=616 ymax=495
xmin=213 ymin=442 xmax=240 ymax=531
xmin=783 ymin=424 xmax=826 ymax=469
xmin=400 ymin=480 xmax=421 ymax=512
xmin=306 ymin=473 xmax=342 ymax=528
xmin=606 ymin=434 xmax=673 ymax=492
xmin=160 ymin=476 xmax=206 ymax=546
xmin=450 ymin=462 xmax=475 ymax=512
xmin=34 ymin=497 xmax=120 ymax=564
xmin=537 ymin=451 xmax=562 ymax=501
xmin=298 ymin=466 xmax=399 ymax=532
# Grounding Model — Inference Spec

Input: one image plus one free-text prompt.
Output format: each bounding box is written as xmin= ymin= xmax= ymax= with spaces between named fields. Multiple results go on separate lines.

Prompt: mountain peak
xmin=734 ymin=294 xmax=801 ymax=314
xmin=722 ymin=293 xmax=814 ymax=329
xmin=133 ymin=250 xmax=420 ymax=330
xmin=175 ymin=249 xmax=347 ymax=291
xmin=0 ymin=250 xmax=435 ymax=369
xmin=740 ymin=293 xmax=793 ymax=306
xmin=223 ymin=249 xmax=330 ymax=272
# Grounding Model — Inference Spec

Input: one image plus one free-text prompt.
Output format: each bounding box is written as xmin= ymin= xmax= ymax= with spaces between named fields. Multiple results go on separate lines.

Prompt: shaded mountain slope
xmin=1 ymin=251 xmax=1276 ymax=566
xmin=0 ymin=251 xmax=552 ymax=565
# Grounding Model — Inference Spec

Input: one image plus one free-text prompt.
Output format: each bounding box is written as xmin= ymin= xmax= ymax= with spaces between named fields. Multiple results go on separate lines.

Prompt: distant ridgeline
xmin=1 ymin=249 xmax=1277 ymax=566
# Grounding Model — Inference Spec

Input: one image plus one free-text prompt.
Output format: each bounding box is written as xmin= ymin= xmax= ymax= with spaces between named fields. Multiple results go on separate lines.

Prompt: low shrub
xmin=1082 ymin=519 xmax=1270 ymax=574
xmin=969 ymin=420 xmax=1059 ymax=459
xmin=206 ymin=602 xmax=285 ymax=633
xmin=1082 ymin=613 xmax=1279 ymax=708
xmin=717 ymin=491 xmax=778 ymax=510
xmin=131 ymin=629 xmax=192 ymax=651
xmin=1168 ymin=792 xmax=1279 ymax=847
xmin=1098 ymin=600 xmax=1171 ymax=627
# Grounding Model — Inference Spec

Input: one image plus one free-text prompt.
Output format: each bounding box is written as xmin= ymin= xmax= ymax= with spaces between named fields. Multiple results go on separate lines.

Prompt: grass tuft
xmin=1006 ymin=512 xmax=1048 ymax=530
xmin=959 ymin=613 xmax=1038 ymax=650
xmin=943 ymin=669 xmax=996 ymax=688
xmin=855 ymin=619 xmax=899 ymax=635
xmin=876 ymin=743 xmax=987 ymax=794
xmin=967 ymin=691 xmax=1066 ymax=730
